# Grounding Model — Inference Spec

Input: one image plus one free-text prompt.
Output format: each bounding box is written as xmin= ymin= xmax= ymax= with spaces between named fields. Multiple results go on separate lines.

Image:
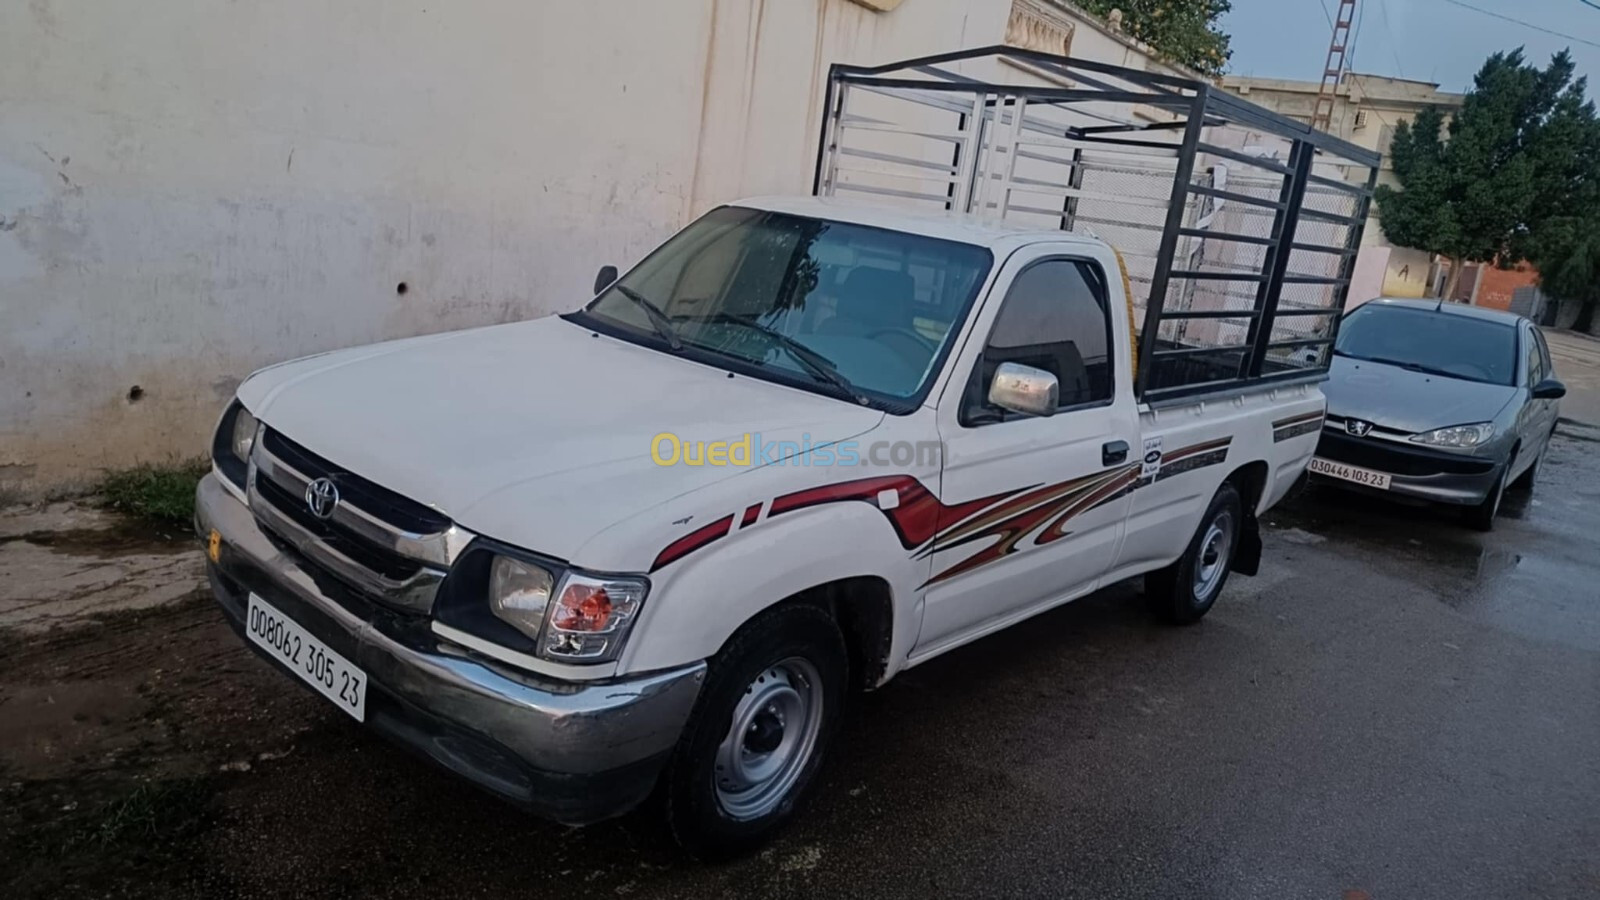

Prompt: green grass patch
xmin=98 ymin=459 xmax=209 ymax=523
xmin=72 ymin=778 xmax=214 ymax=850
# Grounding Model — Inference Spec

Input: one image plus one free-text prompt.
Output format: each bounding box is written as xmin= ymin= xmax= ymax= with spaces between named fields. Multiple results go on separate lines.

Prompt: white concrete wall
xmin=1 ymin=0 xmax=1173 ymax=491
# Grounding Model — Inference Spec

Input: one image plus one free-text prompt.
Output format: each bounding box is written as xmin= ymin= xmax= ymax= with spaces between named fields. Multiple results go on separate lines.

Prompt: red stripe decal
xmin=740 ymin=503 xmax=762 ymax=528
xmin=770 ymin=476 xmax=1022 ymax=551
xmin=1036 ymin=468 xmax=1140 ymax=545
xmin=651 ymin=514 xmax=734 ymax=572
xmin=923 ymin=466 xmax=1137 ymax=585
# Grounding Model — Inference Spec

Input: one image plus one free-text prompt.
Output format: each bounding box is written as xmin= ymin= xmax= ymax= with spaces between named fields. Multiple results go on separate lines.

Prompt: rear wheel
xmin=1147 ymin=482 xmax=1243 ymax=625
xmin=662 ymin=603 xmax=846 ymax=859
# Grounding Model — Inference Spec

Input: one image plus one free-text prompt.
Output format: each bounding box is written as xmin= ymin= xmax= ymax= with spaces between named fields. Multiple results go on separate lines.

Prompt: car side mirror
xmin=1532 ymin=377 xmax=1566 ymax=400
xmin=988 ymin=362 xmax=1058 ymax=417
xmin=593 ymin=265 xmax=619 ymax=295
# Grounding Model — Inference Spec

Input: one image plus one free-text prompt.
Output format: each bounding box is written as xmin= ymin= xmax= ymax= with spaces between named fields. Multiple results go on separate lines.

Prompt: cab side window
xmin=962 ymin=259 xmax=1113 ymax=425
xmin=1533 ymin=328 xmax=1554 ymax=381
xmin=1524 ymin=326 xmax=1545 ymax=387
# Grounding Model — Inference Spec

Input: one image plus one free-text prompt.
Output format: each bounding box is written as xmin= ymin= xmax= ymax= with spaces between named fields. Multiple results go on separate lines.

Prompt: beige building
xmin=1 ymin=0 xmax=1195 ymax=492
xmin=1221 ymin=72 xmax=1465 ymax=304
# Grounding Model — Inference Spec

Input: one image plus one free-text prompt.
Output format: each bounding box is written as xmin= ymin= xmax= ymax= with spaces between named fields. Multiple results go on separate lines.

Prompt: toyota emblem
xmin=304 ymin=477 xmax=339 ymax=519
xmin=1345 ymin=419 xmax=1373 ymax=437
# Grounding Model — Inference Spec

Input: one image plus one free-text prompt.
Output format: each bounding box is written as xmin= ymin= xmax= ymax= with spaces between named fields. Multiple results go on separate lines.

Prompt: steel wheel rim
xmin=1193 ymin=510 xmax=1234 ymax=601
xmin=714 ymin=657 xmax=824 ymax=821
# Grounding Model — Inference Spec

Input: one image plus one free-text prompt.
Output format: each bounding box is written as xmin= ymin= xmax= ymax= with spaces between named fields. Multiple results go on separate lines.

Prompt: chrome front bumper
xmin=195 ymin=473 xmax=705 ymax=824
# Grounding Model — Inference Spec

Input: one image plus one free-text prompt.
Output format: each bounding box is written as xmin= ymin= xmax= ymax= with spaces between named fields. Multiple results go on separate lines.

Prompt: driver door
xmin=912 ymin=245 xmax=1140 ymax=658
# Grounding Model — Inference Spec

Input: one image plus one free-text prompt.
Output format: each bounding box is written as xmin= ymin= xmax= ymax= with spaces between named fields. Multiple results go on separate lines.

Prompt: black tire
xmin=1508 ymin=447 xmax=1541 ymax=493
xmin=1147 ymin=481 xmax=1244 ymax=625
xmin=663 ymin=602 xmax=847 ymax=859
xmin=1465 ymin=469 xmax=1506 ymax=532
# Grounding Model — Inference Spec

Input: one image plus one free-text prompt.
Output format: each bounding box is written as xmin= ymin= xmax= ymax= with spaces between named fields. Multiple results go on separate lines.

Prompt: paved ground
xmin=1546 ymin=327 xmax=1600 ymax=425
xmin=5 ymin=341 xmax=1600 ymax=899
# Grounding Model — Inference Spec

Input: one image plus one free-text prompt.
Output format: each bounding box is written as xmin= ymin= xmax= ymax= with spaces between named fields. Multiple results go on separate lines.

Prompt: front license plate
xmin=1308 ymin=456 xmax=1392 ymax=490
xmin=245 ymin=593 xmax=367 ymax=721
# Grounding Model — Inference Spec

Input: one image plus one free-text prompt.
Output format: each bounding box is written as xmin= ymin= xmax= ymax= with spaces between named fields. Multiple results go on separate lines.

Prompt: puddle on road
xmin=1267 ymin=491 xmax=1525 ymax=603
xmin=1267 ymin=433 xmax=1596 ymax=613
xmin=0 ymin=523 xmax=190 ymax=559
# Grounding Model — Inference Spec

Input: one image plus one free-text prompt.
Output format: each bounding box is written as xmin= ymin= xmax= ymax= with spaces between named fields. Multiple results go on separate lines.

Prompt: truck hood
xmin=238 ymin=316 xmax=883 ymax=561
xmin=1324 ymin=354 xmax=1519 ymax=434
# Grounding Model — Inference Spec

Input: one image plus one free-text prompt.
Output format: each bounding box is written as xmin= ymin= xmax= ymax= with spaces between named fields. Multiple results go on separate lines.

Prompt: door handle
xmin=1103 ymin=440 xmax=1129 ymax=466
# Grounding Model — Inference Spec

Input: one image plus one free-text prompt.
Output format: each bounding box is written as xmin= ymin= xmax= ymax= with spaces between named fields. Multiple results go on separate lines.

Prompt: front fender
xmin=618 ymin=501 xmax=927 ymax=679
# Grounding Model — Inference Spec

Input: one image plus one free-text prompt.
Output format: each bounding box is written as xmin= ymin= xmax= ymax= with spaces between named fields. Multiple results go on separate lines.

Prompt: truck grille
xmin=247 ymin=428 xmax=471 ymax=613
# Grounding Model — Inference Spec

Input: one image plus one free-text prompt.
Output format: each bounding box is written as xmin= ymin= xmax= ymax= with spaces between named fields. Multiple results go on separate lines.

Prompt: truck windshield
xmin=572 ymin=206 xmax=993 ymax=409
xmin=1334 ymin=304 xmax=1517 ymax=386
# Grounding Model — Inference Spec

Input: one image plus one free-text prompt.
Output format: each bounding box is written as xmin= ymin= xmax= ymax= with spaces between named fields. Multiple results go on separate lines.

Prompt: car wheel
xmin=1509 ymin=447 xmax=1542 ymax=493
xmin=1147 ymin=481 xmax=1243 ymax=625
xmin=662 ymin=602 xmax=847 ymax=859
xmin=1465 ymin=469 xmax=1506 ymax=532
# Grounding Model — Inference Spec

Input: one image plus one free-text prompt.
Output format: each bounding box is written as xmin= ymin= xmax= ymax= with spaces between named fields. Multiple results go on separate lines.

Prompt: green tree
xmin=1375 ymin=50 xmax=1581 ymax=300
xmin=1520 ymin=71 xmax=1600 ymax=330
xmin=1077 ymin=1 xmax=1232 ymax=76
xmin=1532 ymin=215 xmax=1600 ymax=331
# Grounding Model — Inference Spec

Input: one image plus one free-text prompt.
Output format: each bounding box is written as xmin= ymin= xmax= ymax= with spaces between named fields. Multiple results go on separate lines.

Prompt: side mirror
xmin=988 ymin=362 xmax=1059 ymax=417
xmin=1532 ymin=377 xmax=1567 ymax=400
xmin=593 ymin=265 xmax=619 ymax=295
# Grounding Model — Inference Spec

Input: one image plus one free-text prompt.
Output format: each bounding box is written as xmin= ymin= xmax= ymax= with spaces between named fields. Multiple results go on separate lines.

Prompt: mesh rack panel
xmin=812 ymin=46 xmax=1383 ymax=403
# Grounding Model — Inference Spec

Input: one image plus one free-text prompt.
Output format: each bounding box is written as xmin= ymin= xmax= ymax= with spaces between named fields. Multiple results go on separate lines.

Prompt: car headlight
xmin=487 ymin=555 xmax=554 ymax=640
xmin=1410 ymin=423 xmax=1495 ymax=448
xmin=211 ymin=402 xmax=259 ymax=489
xmin=230 ymin=407 xmax=259 ymax=462
xmin=484 ymin=555 xmax=646 ymax=663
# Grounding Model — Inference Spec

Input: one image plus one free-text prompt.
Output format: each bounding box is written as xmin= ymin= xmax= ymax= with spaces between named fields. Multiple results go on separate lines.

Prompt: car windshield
xmin=1335 ymin=304 xmax=1517 ymax=386
xmin=570 ymin=206 xmax=993 ymax=409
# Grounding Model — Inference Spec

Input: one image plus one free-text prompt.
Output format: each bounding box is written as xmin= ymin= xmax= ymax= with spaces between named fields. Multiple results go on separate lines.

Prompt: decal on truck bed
xmin=1272 ymin=411 xmax=1325 ymax=442
xmin=649 ymin=438 xmax=1234 ymax=578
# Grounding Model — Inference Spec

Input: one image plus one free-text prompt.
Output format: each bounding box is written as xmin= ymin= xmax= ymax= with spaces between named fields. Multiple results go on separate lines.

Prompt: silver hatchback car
xmin=1309 ymin=299 xmax=1566 ymax=530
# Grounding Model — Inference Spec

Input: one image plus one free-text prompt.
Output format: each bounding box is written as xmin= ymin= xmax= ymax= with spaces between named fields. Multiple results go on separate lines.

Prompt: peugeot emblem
xmin=304 ymin=477 xmax=339 ymax=519
xmin=1345 ymin=419 xmax=1373 ymax=437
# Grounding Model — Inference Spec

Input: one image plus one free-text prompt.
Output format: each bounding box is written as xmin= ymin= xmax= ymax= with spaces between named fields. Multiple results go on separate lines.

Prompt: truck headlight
xmin=541 ymin=572 xmax=647 ymax=662
xmin=487 ymin=556 xmax=554 ymax=640
xmin=211 ymin=401 xmax=259 ymax=489
xmin=230 ymin=408 xmax=259 ymax=462
xmin=1410 ymin=423 xmax=1494 ymax=448
xmin=482 ymin=557 xmax=646 ymax=663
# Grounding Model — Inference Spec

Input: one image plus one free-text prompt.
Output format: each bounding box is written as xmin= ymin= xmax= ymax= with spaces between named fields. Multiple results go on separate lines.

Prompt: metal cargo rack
xmin=811 ymin=46 xmax=1383 ymax=404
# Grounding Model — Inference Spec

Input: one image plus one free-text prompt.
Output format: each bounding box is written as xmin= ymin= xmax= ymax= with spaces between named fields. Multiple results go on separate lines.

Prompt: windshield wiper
xmin=611 ymin=284 xmax=682 ymax=350
xmin=1365 ymin=357 xmax=1460 ymax=379
xmin=687 ymin=313 xmax=870 ymax=405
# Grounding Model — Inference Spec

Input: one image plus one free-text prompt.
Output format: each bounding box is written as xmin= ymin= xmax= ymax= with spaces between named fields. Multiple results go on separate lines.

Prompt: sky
xmin=1221 ymin=0 xmax=1600 ymax=92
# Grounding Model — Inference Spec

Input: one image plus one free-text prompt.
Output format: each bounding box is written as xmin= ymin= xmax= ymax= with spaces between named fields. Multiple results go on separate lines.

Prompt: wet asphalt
xmin=148 ymin=422 xmax=1594 ymax=900
xmin=11 ymin=360 xmax=1600 ymax=899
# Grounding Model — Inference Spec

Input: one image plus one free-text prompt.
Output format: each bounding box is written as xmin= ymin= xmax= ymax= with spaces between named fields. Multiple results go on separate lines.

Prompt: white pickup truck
xmin=195 ymin=49 xmax=1379 ymax=855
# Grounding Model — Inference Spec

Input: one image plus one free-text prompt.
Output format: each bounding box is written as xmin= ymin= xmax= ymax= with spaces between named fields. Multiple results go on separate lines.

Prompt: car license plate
xmin=245 ymin=593 xmax=367 ymax=721
xmin=1308 ymin=456 xmax=1392 ymax=490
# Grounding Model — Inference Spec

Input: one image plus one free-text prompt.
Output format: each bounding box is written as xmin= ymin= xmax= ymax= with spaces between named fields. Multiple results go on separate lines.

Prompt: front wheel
xmin=1465 ymin=469 xmax=1506 ymax=532
xmin=1147 ymin=482 xmax=1243 ymax=625
xmin=662 ymin=603 xmax=847 ymax=859
xmin=1509 ymin=447 xmax=1543 ymax=493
